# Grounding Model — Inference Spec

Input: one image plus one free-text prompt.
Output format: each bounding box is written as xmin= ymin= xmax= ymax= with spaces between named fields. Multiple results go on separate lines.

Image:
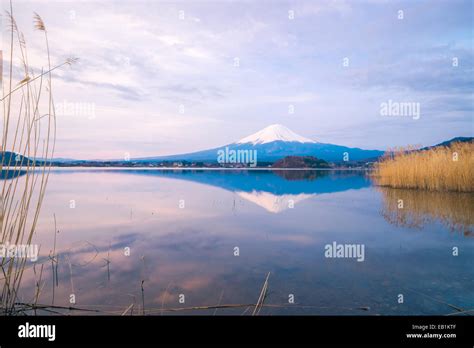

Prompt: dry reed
xmin=373 ymin=142 xmax=473 ymax=192
xmin=1 ymin=1 xmax=76 ymax=314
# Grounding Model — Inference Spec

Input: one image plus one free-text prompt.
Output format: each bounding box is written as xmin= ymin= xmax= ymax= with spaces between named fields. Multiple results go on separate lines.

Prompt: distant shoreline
xmin=2 ymin=166 xmax=371 ymax=171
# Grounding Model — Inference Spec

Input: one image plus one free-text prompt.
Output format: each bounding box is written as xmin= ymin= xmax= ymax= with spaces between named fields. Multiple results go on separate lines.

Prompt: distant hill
xmin=272 ymin=156 xmax=330 ymax=168
xmin=0 ymin=151 xmax=32 ymax=166
xmin=422 ymin=137 xmax=473 ymax=150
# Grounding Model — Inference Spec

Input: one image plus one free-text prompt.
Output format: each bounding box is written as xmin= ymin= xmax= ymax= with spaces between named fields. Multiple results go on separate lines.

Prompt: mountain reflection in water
xmin=1 ymin=168 xmax=473 ymax=316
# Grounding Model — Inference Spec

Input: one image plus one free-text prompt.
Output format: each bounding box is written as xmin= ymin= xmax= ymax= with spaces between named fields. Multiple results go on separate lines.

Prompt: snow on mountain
xmin=237 ymin=191 xmax=315 ymax=213
xmin=236 ymin=124 xmax=316 ymax=145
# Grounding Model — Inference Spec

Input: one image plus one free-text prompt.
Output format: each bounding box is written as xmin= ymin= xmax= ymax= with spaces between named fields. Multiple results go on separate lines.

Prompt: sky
xmin=2 ymin=0 xmax=473 ymax=159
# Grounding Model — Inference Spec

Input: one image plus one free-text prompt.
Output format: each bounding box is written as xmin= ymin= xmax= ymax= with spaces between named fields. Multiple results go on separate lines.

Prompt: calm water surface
xmin=7 ymin=169 xmax=474 ymax=315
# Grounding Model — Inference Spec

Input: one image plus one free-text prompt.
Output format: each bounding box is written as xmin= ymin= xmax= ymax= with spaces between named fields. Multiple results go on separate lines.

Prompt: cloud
xmin=4 ymin=0 xmax=472 ymax=158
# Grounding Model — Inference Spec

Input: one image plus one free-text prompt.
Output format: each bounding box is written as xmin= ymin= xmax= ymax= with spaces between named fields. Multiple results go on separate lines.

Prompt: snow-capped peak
xmin=236 ymin=124 xmax=316 ymax=145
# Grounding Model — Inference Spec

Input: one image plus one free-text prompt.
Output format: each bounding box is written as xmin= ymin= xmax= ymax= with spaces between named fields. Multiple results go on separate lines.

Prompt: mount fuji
xmin=136 ymin=124 xmax=384 ymax=163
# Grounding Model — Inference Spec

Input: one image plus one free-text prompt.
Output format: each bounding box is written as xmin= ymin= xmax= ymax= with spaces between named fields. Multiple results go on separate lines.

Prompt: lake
xmin=4 ymin=169 xmax=474 ymax=315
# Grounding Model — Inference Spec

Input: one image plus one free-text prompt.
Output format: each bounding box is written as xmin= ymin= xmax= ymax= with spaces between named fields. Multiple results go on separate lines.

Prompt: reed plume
xmin=1 ymin=1 xmax=76 ymax=314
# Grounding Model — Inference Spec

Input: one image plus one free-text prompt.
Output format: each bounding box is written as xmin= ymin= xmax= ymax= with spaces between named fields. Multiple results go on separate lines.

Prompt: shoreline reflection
xmin=378 ymin=187 xmax=473 ymax=235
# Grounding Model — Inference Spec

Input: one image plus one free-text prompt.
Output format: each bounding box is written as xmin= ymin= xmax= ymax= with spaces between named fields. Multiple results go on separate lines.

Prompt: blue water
xmin=5 ymin=169 xmax=474 ymax=315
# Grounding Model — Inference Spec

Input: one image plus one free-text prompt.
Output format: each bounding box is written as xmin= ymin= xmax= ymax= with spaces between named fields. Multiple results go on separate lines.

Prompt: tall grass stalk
xmin=1 ymin=1 xmax=75 ymax=314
